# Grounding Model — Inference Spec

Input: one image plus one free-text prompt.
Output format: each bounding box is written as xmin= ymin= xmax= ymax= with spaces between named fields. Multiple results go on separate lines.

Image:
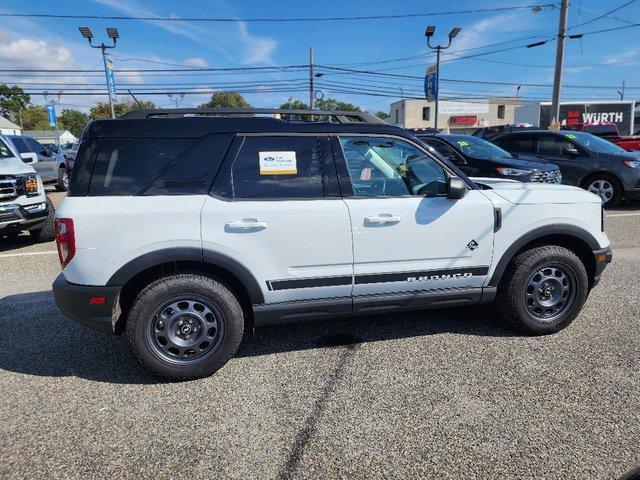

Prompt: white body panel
xmin=56 ymin=196 xmax=205 ymax=285
xmin=344 ymin=190 xmax=495 ymax=296
xmin=201 ymin=197 xmax=353 ymax=303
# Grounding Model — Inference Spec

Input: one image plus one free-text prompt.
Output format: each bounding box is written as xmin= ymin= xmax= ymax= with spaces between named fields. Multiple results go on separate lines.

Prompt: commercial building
xmin=23 ymin=129 xmax=78 ymax=145
xmin=389 ymin=98 xmax=520 ymax=133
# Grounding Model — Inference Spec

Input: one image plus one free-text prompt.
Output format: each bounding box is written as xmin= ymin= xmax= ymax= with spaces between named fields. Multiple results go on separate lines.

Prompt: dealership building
xmin=389 ymin=98 xmax=520 ymax=133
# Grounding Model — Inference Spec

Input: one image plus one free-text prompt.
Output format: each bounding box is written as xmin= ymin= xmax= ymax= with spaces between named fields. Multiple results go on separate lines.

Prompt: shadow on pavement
xmin=0 ymin=290 xmax=517 ymax=384
xmin=0 ymin=233 xmax=52 ymax=253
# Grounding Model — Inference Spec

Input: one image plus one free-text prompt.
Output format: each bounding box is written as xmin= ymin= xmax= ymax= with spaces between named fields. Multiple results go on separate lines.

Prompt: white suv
xmin=52 ymin=109 xmax=612 ymax=380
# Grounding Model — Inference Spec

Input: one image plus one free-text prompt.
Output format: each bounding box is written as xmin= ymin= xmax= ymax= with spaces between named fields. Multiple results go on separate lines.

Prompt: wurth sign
xmin=538 ymin=101 xmax=635 ymax=135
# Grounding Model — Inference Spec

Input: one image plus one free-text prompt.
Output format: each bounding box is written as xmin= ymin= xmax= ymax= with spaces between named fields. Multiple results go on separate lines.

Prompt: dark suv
xmin=490 ymin=130 xmax=640 ymax=207
xmin=417 ymin=134 xmax=561 ymax=184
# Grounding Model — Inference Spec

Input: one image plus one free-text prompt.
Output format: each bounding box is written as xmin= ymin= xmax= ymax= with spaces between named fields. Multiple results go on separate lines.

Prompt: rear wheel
xmin=126 ymin=274 xmax=244 ymax=380
xmin=584 ymin=173 xmax=621 ymax=207
xmin=496 ymin=245 xmax=588 ymax=335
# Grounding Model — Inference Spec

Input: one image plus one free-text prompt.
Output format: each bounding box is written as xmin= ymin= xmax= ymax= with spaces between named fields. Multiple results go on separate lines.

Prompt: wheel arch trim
xmin=488 ymin=224 xmax=600 ymax=287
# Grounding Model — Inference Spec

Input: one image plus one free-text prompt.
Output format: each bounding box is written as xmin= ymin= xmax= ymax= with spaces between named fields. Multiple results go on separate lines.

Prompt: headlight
xmin=496 ymin=167 xmax=532 ymax=176
xmin=623 ymin=160 xmax=640 ymax=168
xmin=21 ymin=175 xmax=40 ymax=197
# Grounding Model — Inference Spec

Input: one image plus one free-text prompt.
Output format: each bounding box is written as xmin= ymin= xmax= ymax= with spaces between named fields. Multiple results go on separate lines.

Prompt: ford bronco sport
xmin=52 ymin=109 xmax=612 ymax=380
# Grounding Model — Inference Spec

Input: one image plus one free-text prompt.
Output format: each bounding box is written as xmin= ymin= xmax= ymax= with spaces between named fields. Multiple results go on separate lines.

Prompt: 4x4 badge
xmin=467 ymin=239 xmax=479 ymax=251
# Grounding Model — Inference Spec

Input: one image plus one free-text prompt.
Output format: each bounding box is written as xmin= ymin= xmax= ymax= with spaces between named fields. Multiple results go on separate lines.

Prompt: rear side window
xmin=494 ymin=135 xmax=536 ymax=152
xmin=222 ymin=136 xmax=324 ymax=199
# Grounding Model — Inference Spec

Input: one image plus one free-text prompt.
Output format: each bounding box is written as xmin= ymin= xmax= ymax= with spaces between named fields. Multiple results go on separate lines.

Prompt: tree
xmin=90 ymin=100 xmax=156 ymax=119
xmin=20 ymin=106 xmax=50 ymax=130
xmin=59 ymin=109 xmax=90 ymax=137
xmin=278 ymin=99 xmax=309 ymax=110
xmin=198 ymin=92 xmax=250 ymax=109
xmin=0 ymin=84 xmax=30 ymax=119
xmin=315 ymin=98 xmax=360 ymax=112
xmin=375 ymin=111 xmax=390 ymax=120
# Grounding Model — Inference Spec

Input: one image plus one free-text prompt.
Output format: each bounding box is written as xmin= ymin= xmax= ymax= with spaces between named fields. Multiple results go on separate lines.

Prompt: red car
xmin=580 ymin=123 xmax=640 ymax=151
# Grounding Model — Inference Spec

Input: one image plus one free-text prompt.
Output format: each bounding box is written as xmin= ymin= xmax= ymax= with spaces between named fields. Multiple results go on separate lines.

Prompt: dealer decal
xmin=259 ymin=151 xmax=297 ymax=175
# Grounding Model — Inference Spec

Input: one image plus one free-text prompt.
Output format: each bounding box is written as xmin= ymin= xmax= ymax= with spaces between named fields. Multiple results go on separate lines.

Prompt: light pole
xmin=79 ymin=26 xmax=119 ymax=119
xmin=43 ymin=91 xmax=62 ymax=148
xmin=425 ymin=26 xmax=461 ymax=131
xmin=168 ymin=93 xmax=185 ymax=109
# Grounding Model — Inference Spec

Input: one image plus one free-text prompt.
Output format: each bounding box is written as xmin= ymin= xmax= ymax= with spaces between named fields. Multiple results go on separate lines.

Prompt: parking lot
xmin=0 ymin=191 xmax=638 ymax=479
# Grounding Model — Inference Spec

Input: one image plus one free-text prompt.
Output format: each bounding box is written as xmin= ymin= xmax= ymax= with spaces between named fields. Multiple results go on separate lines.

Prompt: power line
xmin=0 ymin=4 xmax=559 ymax=23
xmin=568 ymin=0 xmax=638 ymax=29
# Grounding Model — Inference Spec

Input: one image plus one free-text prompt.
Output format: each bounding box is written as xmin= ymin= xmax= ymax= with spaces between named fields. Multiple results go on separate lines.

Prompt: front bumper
xmin=52 ymin=274 xmax=121 ymax=333
xmin=592 ymin=246 xmax=613 ymax=287
xmin=0 ymin=202 xmax=49 ymax=232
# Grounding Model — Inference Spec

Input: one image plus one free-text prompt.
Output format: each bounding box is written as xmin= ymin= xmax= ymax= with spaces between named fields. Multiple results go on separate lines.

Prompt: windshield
xmin=561 ymin=131 xmax=626 ymax=154
xmin=446 ymin=135 xmax=513 ymax=159
xmin=0 ymin=139 xmax=14 ymax=159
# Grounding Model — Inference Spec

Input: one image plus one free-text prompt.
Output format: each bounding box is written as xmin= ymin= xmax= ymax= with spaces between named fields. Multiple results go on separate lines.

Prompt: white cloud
xmin=0 ymin=29 xmax=73 ymax=69
xmin=601 ymin=49 xmax=637 ymax=65
xmin=183 ymin=57 xmax=208 ymax=68
xmin=236 ymin=21 xmax=277 ymax=65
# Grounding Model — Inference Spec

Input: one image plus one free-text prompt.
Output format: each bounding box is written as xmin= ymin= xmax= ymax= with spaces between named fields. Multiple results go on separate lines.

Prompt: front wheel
xmin=126 ymin=274 xmax=244 ymax=380
xmin=29 ymin=197 xmax=55 ymax=243
xmin=496 ymin=245 xmax=588 ymax=335
xmin=55 ymin=167 xmax=69 ymax=192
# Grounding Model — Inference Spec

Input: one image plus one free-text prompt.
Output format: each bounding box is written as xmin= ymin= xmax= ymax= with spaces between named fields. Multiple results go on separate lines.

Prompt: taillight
xmin=55 ymin=218 xmax=76 ymax=268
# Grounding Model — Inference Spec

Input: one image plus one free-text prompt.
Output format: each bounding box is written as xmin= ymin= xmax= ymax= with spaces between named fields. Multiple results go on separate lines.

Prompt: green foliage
xmin=314 ymin=98 xmax=360 ymax=112
xmin=375 ymin=111 xmax=390 ymax=120
xmin=198 ymin=92 xmax=251 ymax=109
xmin=279 ymin=99 xmax=309 ymax=110
xmin=58 ymin=109 xmax=91 ymax=137
xmin=90 ymin=100 xmax=156 ymax=119
xmin=20 ymin=106 xmax=50 ymax=130
xmin=0 ymin=84 xmax=30 ymax=118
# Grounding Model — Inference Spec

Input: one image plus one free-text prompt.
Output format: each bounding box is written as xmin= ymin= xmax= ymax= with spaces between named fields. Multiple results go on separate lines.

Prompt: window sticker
xmin=457 ymin=140 xmax=469 ymax=147
xmin=360 ymin=168 xmax=372 ymax=180
xmin=564 ymin=134 xmax=577 ymax=139
xmin=259 ymin=151 xmax=297 ymax=175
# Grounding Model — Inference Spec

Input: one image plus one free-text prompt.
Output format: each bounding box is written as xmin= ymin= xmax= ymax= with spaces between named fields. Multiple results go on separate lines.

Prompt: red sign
xmin=450 ymin=115 xmax=477 ymax=125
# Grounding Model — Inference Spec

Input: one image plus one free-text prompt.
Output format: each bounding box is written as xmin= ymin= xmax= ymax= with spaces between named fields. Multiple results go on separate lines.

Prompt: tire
xmin=29 ymin=198 xmax=56 ymax=243
xmin=55 ymin=167 xmax=69 ymax=192
xmin=583 ymin=173 xmax=622 ymax=208
xmin=496 ymin=245 xmax=588 ymax=335
xmin=126 ymin=274 xmax=244 ymax=380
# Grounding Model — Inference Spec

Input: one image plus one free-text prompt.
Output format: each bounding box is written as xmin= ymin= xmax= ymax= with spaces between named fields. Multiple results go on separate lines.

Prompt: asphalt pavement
xmin=0 ymin=192 xmax=638 ymax=479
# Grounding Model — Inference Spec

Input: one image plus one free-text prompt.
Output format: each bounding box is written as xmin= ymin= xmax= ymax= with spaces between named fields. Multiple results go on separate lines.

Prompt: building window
xmin=422 ymin=106 xmax=431 ymax=121
xmin=395 ymin=109 xmax=399 ymax=124
xmin=497 ymin=105 xmax=505 ymax=119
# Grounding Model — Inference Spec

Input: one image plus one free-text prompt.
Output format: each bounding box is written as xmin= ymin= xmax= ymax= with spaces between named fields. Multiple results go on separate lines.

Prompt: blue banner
xmin=424 ymin=63 xmax=438 ymax=101
xmin=105 ymin=58 xmax=117 ymax=101
xmin=46 ymin=105 xmax=57 ymax=127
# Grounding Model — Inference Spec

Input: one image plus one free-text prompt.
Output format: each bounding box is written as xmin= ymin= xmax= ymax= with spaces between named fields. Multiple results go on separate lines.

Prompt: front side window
xmin=562 ymin=131 xmax=626 ymax=154
xmin=447 ymin=135 xmax=513 ymax=160
xmin=424 ymin=139 xmax=460 ymax=163
xmin=0 ymin=139 xmax=14 ymax=158
xmin=228 ymin=136 xmax=323 ymax=199
xmin=10 ymin=137 xmax=29 ymax=154
xmin=538 ymin=135 xmax=576 ymax=156
xmin=25 ymin=138 xmax=47 ymax=154
xmin=338 ymin=136 xmax=447 ymax=197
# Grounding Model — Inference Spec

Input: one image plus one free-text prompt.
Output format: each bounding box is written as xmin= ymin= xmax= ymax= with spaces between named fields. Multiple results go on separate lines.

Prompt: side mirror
xmin=41 ymin=149 xmax=52 ymax=157
xmin=447 ymin=176 xmax=467 ymax=200
xmin=20 ymin=152 xmax=37 ymax=163
xmin=563 ymin=147 xmax=580 ymax=156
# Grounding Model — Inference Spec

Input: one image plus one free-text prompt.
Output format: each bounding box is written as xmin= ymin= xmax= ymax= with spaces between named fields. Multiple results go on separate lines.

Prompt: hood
xmin=0 ymin=156 xmax=37 ymax=175
xmin=483 ymin=181 xmax=601 ymax=205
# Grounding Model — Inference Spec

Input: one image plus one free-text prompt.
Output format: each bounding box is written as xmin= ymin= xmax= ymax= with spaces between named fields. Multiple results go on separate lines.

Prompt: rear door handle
xmin=225 ymin=219 xmax=268 ymax=231
xmin=364 ymin=214 xmax=401 ymax=225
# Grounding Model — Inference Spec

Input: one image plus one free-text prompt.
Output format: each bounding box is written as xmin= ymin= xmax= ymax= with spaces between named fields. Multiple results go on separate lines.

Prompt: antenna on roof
xmin=127 ymin=89 xmax=143 ymax=109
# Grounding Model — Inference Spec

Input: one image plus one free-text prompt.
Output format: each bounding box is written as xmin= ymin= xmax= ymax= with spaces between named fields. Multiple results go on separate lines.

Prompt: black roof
xmin=83 ymin=108 xmax=405 ymax=139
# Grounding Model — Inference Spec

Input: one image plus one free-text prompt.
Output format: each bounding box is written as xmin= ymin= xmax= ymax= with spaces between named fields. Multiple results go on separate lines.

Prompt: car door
xmin=202 ymin=134 xmax=353 ymax=307
xmin=332 ymin=134 xmax=495 ymax=306
xmin=534 ymin=134 xmax=588 ymax=186
xmin=24 ymin=137 xmax=58 ymax=182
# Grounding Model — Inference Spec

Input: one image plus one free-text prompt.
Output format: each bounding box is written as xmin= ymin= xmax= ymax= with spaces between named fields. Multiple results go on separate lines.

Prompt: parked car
xmin=489 ymin=130 xmax=640 ymax=207
xmin=43 ymin=143 xmax=60 ymax=154
xmin=0 ymin=135 xmax=69 ymax=191
xmin=0 ymin=137 xmax=55 ymax=242
xmin=472 ymin=124 xmax=539 ymax=139
xmin=577 ymin=122 xmax=640 ymax=152
xmin=53 ymin=108 xmax=611 ymax=380
xmin=416 ymin=134 xmax=562 ymax=184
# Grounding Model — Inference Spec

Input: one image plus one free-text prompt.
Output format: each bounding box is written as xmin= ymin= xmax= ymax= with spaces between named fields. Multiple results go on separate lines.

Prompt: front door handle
xmin=364 ymin=214 xmax=401 ymax=226
xmin=225 ymin=219 xmax=268 ymax=232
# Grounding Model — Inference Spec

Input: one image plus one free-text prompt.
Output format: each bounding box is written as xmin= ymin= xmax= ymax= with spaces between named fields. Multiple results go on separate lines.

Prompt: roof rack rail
xmin=120 ymin=108 xmax=387 ymax=124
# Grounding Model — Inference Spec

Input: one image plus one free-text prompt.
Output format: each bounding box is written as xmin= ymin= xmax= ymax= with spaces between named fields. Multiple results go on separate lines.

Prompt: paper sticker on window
xmin=360 ymin=168 xmax=372 ymax=180
xmin=457 ymin=140 xmax=469 ymax=147
xmin=259 ymin=151 xmax=297 ymax=175
xmin=564 ymin=134 xmax=577 ymax=139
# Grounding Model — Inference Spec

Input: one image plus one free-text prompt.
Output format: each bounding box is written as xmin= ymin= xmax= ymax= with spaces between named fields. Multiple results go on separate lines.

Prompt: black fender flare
xmin=488 ymin=224 xmax=600 ymax=287
xmin=107 ymin=247 xmax=264 ymax=304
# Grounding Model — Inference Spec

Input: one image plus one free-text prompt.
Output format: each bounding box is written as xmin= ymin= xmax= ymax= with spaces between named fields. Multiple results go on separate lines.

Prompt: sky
xmin=0 ymin=0 xmax=639 ymax=114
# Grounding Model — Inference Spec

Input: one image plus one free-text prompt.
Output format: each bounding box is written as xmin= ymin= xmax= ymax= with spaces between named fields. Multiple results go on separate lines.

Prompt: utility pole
xmin=309 ymin=47 xmax=314 ymax=110
xmin=79 ymin=26 xmax=119 ymax=119
xmin=551 ymin=0 xmax=569 ymax=126
xmin=167 ymin=93 xmax=185 ymax=108
xmin=43 ymin=91 xmax=62 ymax=148
xmin=425 ymin=26 xmax=461 ymax=131
xmin=617 ymin=80 xmax=626 ymax=100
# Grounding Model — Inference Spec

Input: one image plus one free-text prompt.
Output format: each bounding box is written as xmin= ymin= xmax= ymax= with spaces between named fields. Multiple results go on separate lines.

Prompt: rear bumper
xmin=52 ymin=274 xmax=121 ymax=333
xmin=592 ymin=246 xmax=613 ymax=287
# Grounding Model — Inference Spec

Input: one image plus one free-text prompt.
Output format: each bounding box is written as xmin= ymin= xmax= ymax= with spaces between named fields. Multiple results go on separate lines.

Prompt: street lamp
xmin=425 ymin=25 xmax=461 ymax=130
xmin=79 ymin=26 xmax=119 ymax=119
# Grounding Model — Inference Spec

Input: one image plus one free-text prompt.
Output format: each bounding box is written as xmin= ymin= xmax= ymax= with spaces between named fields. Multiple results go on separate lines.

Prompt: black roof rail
xmin=119 ymin=108 xmax=387 ymax=124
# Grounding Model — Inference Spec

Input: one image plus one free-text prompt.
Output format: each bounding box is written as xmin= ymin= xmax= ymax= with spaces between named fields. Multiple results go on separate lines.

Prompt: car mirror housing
xmin=447 ymin=176 xmax=467 ymax=199
xmin=19 ymin=152 xmax=38 ymax=164
xmin=564 ymin=147 xmax=580 ymax=156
